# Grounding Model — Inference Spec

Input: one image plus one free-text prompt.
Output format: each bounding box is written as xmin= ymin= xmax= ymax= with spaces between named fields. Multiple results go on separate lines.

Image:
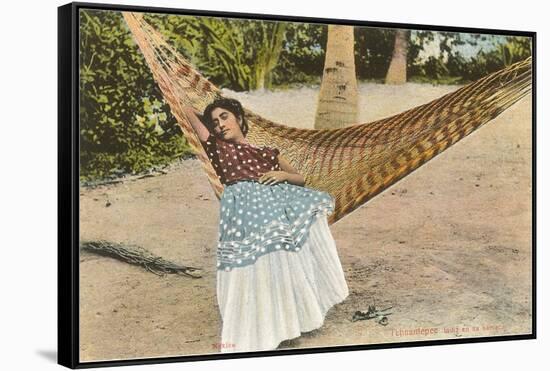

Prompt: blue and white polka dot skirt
xmin=216 ymin=179 xmax=335 ymax=271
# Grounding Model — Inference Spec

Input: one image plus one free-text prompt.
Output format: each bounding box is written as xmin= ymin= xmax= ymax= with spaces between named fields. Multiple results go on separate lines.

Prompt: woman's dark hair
xmin=203 ymin=97 xmax=248 ymax=137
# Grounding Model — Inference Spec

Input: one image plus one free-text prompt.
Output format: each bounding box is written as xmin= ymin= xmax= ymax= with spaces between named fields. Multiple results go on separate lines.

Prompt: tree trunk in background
xmin=385 ymin=29 xmax=409 ymax=84
xmin=314 ymin=25 xmax=358 ymax=129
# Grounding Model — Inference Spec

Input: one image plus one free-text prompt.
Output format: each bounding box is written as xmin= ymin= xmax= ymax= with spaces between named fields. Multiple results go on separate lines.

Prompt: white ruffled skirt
xmin=216 ymin=213 xmax=349 ymax=353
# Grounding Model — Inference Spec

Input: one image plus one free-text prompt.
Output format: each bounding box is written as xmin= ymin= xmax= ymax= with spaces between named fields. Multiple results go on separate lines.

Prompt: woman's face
xmin=210 ymin=107 xmax=245 ymax=142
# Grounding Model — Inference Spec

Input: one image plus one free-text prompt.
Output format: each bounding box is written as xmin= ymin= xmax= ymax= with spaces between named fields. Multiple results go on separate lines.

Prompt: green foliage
xmin=354 ymin=27 xmax=395 ymax=79
xmin=411 ymin=32 xmax=532 ymax=83
xmin=79 ymin=9 xmax=188 ymax=182
xmin=444 ymin=35 xmax=532 ymax=82
xmin=272 ymin=22 xmax=327 ymax=85
xmin=496 ymin=36 xmax=532 ymax=66
xmin=144 ymin=13 xmax=287 ymax=91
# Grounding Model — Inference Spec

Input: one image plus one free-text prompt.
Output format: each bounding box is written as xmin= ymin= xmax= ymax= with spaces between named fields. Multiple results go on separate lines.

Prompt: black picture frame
xmin=58 ymin=1 xmax=536 ymax=368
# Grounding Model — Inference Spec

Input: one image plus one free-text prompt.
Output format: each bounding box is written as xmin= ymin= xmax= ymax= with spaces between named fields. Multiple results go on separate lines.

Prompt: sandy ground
xmin=78 ymin=82 xmax=533 ymax=362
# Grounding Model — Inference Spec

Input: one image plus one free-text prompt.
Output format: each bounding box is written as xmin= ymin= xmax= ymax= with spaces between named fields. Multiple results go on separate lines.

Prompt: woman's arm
xmin=259 ymin=154 xmax=305 ymax=186
xmin=183 ymin=106 xmax=211 ymax=142
xmin=283 ymin=172 xmax=306 ymax=187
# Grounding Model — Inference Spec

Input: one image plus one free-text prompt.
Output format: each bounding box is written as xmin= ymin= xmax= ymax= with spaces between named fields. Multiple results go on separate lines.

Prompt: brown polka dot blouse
xmin=201 ymin=133 xmax=281 ymax=185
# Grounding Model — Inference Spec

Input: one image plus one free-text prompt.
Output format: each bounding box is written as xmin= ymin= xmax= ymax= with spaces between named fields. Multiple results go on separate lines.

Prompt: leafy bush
xmin=79 ymin=9 xmax=189 ymax=183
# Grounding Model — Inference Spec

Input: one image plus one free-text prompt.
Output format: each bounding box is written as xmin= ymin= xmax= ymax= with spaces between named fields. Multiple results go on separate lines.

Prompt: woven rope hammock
xmin=122 ymin=12 xmax=532 ymax=226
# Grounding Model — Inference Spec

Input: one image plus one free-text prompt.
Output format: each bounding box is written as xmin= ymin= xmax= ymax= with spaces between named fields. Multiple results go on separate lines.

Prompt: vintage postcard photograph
xmin=73 ymin=4 xmax=534 ymax=365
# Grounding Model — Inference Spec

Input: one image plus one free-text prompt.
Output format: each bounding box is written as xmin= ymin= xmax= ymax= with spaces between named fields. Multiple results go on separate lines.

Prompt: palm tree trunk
xmin=314 ymin=25 xmax=359 ymax=129
xmin=385 ymin=29 xmax=409 ymax=84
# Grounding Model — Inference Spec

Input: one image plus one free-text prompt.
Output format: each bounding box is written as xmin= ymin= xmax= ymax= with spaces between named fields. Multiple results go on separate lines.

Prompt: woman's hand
xmin=259 ymin=171 xmax=288 ymax=185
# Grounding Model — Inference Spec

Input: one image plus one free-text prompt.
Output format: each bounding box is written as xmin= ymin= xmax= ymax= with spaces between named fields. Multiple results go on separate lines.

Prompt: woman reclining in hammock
xmin=183 ymin=97 xmax=349 ymax=352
